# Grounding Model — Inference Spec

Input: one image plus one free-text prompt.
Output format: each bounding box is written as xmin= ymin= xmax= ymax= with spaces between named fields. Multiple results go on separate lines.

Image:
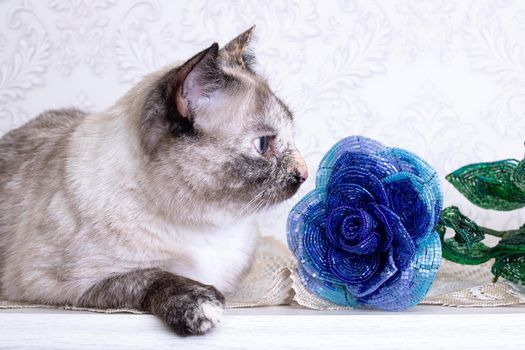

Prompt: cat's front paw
xmin=142 ymin=274 xmax=226 ymax=336
xmin=161 ymin=284 xmax=225 ymax=336
xmin=190 ymin=299 xmax=224 ymax=334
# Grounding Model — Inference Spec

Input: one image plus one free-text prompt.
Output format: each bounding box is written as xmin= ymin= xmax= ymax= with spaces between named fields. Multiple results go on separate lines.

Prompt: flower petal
xmin=340 ymin=232 xmax=380 ymax=255
xmin=301 ymin=209 xmax=342 ymax=284
xmin=358 ymin=232 xmax=441 ymax=310
xmin=297 ymin=265 xmax=358 ymax=307
xmin=327 ymin=166 xmax=390 ymax=208
xmin=317 ymin=136 xmax=387 ymax=188
xmin=287 ymin=190 xmax=326 ymax=255
xmin=331 ymin=152 xmax=399 ymax=181
xmin=379 ymin=148 xmax=442 ymax=227
xmin=358 ymin=262 xmax=414 ymax=309
xmin=326 ymin=183 xmax=376 ymax=210
xmin=288 ymin=189 xmax=340 ymax=284
xmin=344 ymin=249 xmax=398 ymax=298
xmin=383 ymin=172 xmax=435 ymax=243
xmin=327 ymin=247 xmax=380 ymax=283
xmin=370 ymin=204 xmax=416 ymax=270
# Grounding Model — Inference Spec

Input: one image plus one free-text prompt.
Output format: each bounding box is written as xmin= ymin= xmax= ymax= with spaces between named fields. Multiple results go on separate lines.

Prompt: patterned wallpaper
xmin=1 ymin=0 xmax=524 ymax=241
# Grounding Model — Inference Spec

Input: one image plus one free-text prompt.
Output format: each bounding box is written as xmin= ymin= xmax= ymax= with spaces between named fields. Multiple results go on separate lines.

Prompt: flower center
xmin=342 ymin=213 xmax=366 ymax=240
xmin=327 ymin=207 xmax=380 ymax=254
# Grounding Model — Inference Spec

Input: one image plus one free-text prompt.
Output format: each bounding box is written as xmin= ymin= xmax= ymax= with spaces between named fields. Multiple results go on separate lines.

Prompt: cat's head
xmin=138 ymin=27 xmax=307 ymax=219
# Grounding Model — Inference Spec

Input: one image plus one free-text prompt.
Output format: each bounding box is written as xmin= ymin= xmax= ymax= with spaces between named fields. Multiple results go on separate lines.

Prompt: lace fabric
xmin=231 ymin=237 xmax=525 ymax=309
xmin=2 ymin=236 xmax=524 ymax=312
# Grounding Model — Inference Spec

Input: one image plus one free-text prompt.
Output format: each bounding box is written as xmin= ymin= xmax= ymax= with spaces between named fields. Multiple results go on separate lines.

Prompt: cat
xmin=0 ymin=26 xmax=308 ymax=336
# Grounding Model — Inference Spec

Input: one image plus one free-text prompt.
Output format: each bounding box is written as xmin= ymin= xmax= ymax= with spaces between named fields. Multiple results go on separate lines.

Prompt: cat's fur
xmin=0 ymin=27 xmax=307 ymax=336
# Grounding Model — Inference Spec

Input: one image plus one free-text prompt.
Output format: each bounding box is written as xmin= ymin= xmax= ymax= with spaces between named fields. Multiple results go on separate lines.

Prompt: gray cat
xmin=0 ymin=27 xmax=307 ymax=336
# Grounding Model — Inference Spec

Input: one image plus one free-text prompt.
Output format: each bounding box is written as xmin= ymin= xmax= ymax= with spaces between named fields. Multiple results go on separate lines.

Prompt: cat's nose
xmin=289 ymin=147 xmax=308 ymax=184
xmin=295 ymin=166 xmax=308 ymax=183
xmin=294 ymin=160 xmax=308 ymax=183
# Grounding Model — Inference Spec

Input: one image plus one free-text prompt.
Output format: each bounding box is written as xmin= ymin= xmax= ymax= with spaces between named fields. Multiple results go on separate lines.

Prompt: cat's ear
xmin=168 ymin=42 xmax=220 ymax=119
xmin=220 ymin=25 xmax=256 ymax=69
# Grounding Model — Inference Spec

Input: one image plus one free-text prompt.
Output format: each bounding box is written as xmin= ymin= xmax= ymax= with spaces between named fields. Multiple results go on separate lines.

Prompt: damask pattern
xmin=0 ymin=0 xmax=524 ymax=240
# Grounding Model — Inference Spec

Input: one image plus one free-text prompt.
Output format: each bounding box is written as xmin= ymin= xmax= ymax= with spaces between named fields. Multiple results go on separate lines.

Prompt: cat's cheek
xmin=283 ymin=183 xmax=302 ymax=200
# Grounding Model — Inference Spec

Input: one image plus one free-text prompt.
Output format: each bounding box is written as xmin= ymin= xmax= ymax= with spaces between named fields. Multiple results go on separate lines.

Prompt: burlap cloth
xmin=2 ymin=236 xmax=525 ymax=313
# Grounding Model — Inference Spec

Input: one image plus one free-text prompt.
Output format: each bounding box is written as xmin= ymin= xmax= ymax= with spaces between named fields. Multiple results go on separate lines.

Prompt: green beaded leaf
xmin=491 ymin=228 xmax=525 ymax=284
xmin=513 ymin=158 xmax=525 ymax=192
xmin=438 ymin=206 xmax=525 ymax=284
xmin=441 ymin=238 xmax=492 ymax=265
xmin=437 ymin=207 xmax=492 ymax=265
xmin=446 ymin=159 xmax=525 ymax=211
xmin=439 ymin=206 xmax=484 ymax=245
xmin=492 ymin=255 xmax=525 ymax=284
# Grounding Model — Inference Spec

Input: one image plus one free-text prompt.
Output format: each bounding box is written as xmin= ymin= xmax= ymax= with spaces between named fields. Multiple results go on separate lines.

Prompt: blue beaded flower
xmin=287 ymin=136 xmax=442 ymax=310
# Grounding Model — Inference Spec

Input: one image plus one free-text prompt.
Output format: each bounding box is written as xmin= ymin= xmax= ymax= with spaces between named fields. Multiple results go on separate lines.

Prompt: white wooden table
xmin=1 ymin=305 xmax=524 ymax=349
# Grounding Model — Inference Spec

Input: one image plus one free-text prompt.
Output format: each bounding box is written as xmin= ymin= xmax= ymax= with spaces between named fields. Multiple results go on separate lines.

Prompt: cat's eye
xmin=254 ymin=136 xmax=272 ymax=155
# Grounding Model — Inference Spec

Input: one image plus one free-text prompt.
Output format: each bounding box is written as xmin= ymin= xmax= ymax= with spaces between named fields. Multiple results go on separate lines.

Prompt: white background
xmin=1 ymin=0 xmax=524 ymax=242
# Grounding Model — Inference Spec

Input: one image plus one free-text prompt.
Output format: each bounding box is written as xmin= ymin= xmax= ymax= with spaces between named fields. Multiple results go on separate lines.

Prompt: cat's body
xmin=0 ymin=28 xmax=307 ymax=335
xmin=0 ymin=108 xmax=257 ymax=303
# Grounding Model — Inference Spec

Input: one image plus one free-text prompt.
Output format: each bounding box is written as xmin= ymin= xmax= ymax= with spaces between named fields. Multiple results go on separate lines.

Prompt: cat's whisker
xmin=234 ymin=195 xmax=259 ymax=218
xmin=250 ymin=195 xmax=268 ymax=215
xmin=240 ymin=191 xmax=266 ymax=217
xmin=232 ymin=190 xmax=265 ymax=220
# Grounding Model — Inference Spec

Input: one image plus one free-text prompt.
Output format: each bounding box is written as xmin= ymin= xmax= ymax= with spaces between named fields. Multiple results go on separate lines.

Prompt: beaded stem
xmin=481 ymin=227 xmax=521 ymax=239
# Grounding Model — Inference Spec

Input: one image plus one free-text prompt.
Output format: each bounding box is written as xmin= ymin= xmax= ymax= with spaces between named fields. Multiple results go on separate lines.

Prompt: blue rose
xmin=287 ymin=136 xmax=442 ymax=310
